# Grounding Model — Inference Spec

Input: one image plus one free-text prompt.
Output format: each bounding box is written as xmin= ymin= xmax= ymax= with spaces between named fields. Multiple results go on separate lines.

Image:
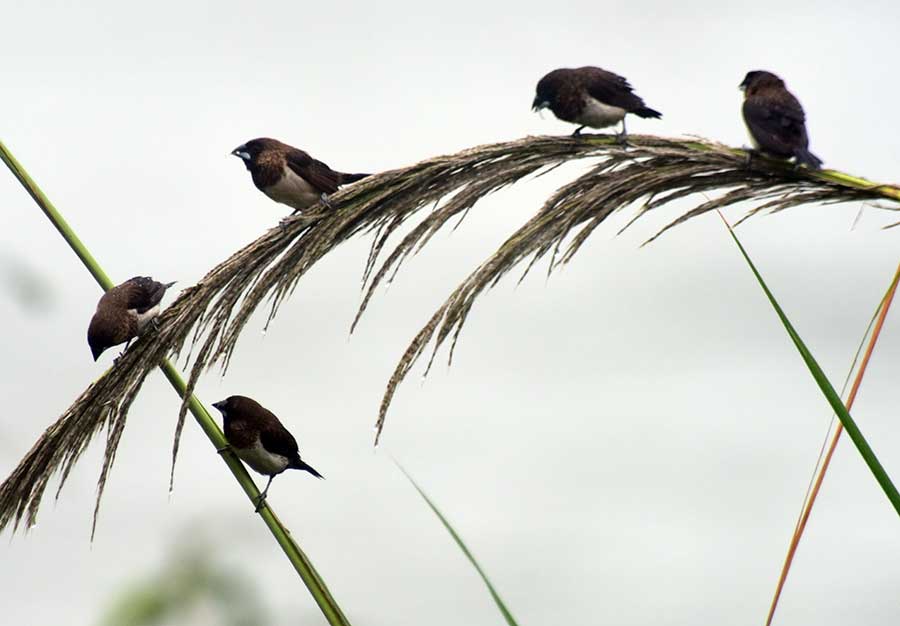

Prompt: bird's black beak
xmin=531 ymin=96 xmax=548 ymax=112
xmin=231 ymin=146 xmax=251 ymax=161
xmin=90 ymin=345 xmax=104 ymax=362
xmin=212 ymin=400 xmax=225 ymax=412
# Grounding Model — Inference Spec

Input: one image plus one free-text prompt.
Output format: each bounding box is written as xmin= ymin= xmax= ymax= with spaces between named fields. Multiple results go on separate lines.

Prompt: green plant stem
xmin=1 ymin=140 xmax=351 ymax=626
xmin=716 ymin=210 xmax=900 ymax=515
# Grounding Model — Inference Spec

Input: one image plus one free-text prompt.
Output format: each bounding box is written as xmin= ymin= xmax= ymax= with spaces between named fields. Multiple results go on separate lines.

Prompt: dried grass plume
xmin=2 ymin=133 xmax=897 ymax=533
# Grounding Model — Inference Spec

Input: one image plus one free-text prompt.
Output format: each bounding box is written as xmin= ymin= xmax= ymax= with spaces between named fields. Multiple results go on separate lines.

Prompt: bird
xmin=212 ymin=395 xmax=323 ymax=512
xmin=231 ymin=137 xmax=369 ymax=213
xmin=532 ymin=66 xmax=661 ymax=139
xmin=739 ymin=70 xmax=823 ymax=169
xmin=87 ymin=276 xmax=175 ymax=361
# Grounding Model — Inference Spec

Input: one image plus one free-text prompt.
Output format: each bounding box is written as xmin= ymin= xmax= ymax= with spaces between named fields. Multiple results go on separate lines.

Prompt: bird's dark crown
xmin=212 ymin=396 xmax=235 ymax=415
xmin=740 ymin=70 xmax=785 ymax=91
xmin=533 ymin=70 xmax=565 ymax=110
xmin=231 ymin=138 xmax=284 ymax=167
xmin=212 ymin=395 xmax=264 ymax=417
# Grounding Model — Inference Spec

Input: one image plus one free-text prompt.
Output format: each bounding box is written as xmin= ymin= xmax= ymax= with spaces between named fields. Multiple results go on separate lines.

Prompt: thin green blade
xmin=395 ymin=462 xmax=520 ymax=626
xmin=718 ymin=212 xmax=900 ymax=515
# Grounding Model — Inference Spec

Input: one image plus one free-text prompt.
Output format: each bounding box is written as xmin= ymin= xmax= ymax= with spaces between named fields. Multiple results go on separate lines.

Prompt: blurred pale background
xmin=2 ymin=1 xmax=899 ymax=624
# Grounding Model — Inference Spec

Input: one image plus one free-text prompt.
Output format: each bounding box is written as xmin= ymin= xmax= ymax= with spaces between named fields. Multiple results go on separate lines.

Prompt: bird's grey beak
xmin=532 ymin=97 xmax=549 ymax=112
xmin=231 ymin=147 xmax=250 ymax=161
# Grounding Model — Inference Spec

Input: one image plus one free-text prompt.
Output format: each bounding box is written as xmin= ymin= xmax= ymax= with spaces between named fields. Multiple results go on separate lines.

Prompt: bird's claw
xmin=744 ymin=149 xmax=758 ymax=169
xmin=254 ymin=493 xmax=268 ymax=513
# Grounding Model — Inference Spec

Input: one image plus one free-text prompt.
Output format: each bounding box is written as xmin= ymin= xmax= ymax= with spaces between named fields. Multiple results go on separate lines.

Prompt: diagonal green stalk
xmin=716 ymin=210 xmax=900 ymax=515
xmin=0 ymin=140 xmax=351 ymax=626
xmin=765 ymin=263 xmax=900 ymax=625
xmin=395 ymin=461 xmax=520 ymax=626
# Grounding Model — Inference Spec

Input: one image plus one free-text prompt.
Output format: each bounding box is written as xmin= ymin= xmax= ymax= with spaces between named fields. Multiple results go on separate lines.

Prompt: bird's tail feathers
xmin=292 ymin=458 xmax=324 ymax=479
xmin=794 ymin=148 xmax=823 ymax=170
xmin=340 ymin=172 xmax=370 ymax=184
xmin=634 ymin=106 xmax=662 ymax=119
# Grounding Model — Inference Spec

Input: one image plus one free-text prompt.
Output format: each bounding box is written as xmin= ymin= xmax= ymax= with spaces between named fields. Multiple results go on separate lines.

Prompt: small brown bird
xmin=740 ymin=70 xmax=822 ymax=169
xmin=532 ymin=66 xmax=662 ymax=139
xmin=87 ymin=276 xmax=175 ymax=361
xmin=212 ymin=395 xmax=323 ymax=512
xmin=231 ymin=138 xmax=369 ymax=213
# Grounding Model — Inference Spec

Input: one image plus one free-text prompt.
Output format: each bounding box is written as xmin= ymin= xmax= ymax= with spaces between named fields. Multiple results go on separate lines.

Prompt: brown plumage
xmin=232 ymin=137 xmax=369 ymax=213
xmin=740 ymin=70 xmax=822 ymax=169
xmin=87 ymin=276 xmax=175 ymax=361
xmin=212 ymin=395 xmax=322 ymax=512
xmin=532 ymin=66 xmax=661 ymax=138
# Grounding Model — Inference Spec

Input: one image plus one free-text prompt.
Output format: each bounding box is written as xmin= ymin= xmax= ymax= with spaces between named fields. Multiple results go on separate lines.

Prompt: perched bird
xmin=532 ymin=66 xmax=661 ymax=139
xmin=739 ymin=70 xmax=822 ymax=169
xmin=231 ymin=137 xmax=369 ymax=213
xmin=212 ymin=395 xmax=323 ymax=512
xmin=87 ymin=276 xmax=175 ymax=361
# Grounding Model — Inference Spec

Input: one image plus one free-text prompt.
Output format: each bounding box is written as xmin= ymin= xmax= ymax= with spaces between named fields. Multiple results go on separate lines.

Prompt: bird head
xmin=533 ymin=69 xmax=565 ymax=112
xmin=740 ymin=70 xmax=784 ymax=93
xmin=211 ymin=398 xmax=232 ymax=415
xmin=88 ymin=337 xmax=106 ymax=361
xmin=213 ymin=395 xmax=266 ymax=422
xmin=87 ymin=321 xmax=113 ymax=362
xmin=231 ymin=138 xmax=280 ymax=169
xmin=531 ymin=94 xmax=550 ymax=112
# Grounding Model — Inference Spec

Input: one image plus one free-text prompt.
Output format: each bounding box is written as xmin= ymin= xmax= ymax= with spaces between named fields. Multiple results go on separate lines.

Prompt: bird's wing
xmin=260 ymin=424 xmax=300 ymax=460
xmin=121 ymin=276 xmax=170 ymax=313
xmin=580 ymin=67 xmax=646 ymax=110
xmin=284 ymin=149 xmax=342 ymax=195
xmin=743 ymin=92 xmax=808 ymax=154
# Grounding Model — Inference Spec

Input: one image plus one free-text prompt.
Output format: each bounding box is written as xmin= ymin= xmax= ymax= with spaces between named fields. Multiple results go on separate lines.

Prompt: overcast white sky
xmin=2 ymin=1 xmax=899 ymax=624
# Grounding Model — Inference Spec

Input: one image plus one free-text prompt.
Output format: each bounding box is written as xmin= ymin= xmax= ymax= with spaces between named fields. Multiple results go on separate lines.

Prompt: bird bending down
xmin=532 ymin=66 xmax=661 ymax=141
xmin=212 ymin=395 xmax=323 ymax=512
xmin=87 ymin=276 xmax=175 ymax=361
xmin=739 ymin=70 xmax=822 ymax=169
xmin=231 ymin=137 xmax=369 ymax=213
